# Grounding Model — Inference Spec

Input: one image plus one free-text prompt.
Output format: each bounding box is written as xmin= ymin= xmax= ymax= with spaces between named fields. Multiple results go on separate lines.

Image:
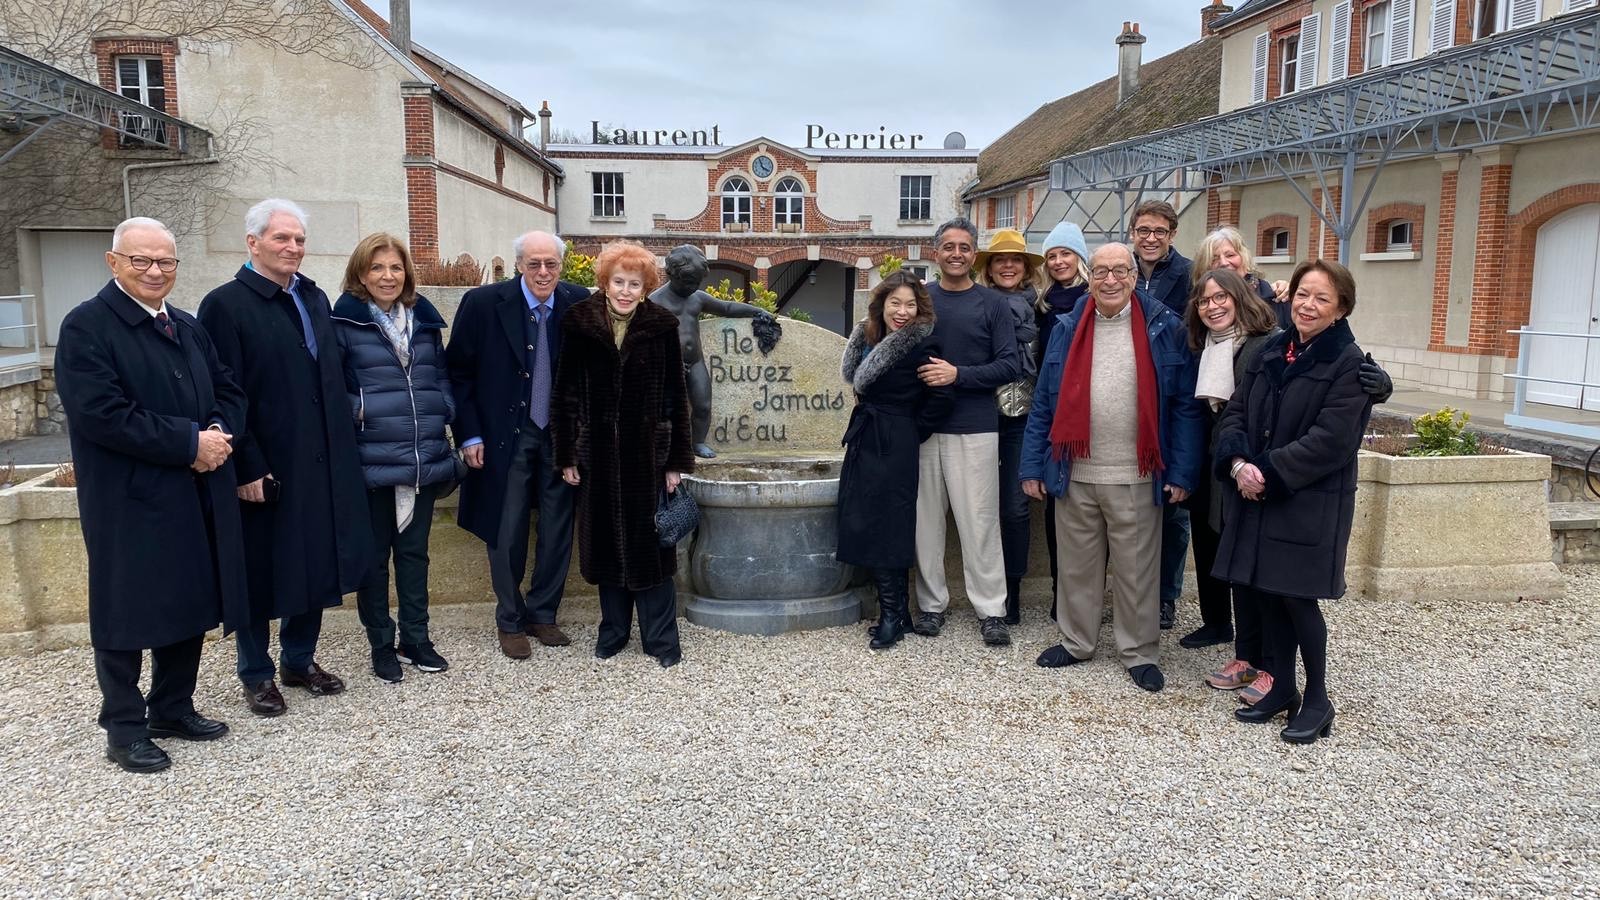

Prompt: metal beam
xmin=0 ymin=44 xmax=208 ymax=155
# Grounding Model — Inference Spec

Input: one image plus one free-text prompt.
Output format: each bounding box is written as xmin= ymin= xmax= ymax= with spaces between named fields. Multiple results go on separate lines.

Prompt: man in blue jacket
xmin=1020 ymin=243 xmax=1205 ymax=692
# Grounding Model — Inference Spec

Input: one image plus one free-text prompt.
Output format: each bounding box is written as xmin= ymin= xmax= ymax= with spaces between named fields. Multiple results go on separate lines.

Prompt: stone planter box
xmin=1345 ymin=448 xmax=1563 ymax=601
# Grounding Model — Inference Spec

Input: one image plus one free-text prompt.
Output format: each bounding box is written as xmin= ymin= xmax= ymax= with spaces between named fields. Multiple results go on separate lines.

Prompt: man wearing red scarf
xmin=1019 ymin=244 xmax=1205 ymax=692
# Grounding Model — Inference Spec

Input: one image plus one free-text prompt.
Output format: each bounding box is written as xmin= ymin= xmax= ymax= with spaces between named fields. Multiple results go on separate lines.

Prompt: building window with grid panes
xmin=773 ymin=177 xmax=804 ymax=229
xmin=900 ymin=175 xmax=932 ymax=222
xmin=721 ymin=176 xmax=752 ymax=229
xmin=115 ymin=56 xmax=167 ymax=146
xmin=1279 ymin=35 xmax=1300 ymax=96
xmin=591 ymin=172 xmax=624 ymax=218
xmin=995 ymin=195 xmax=1016 ymax=229
xmin=1366 ymin=1 xmax=1391 ymax=68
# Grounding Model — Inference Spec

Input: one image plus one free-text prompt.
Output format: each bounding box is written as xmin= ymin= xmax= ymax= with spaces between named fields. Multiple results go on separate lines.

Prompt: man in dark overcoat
xmin=197 ymin=198 xmax=373 ymax=716
xmin=56 ymin=217 xmax=249 ymax=773
xmin=446 ymin=230 xmax=587 ymax=659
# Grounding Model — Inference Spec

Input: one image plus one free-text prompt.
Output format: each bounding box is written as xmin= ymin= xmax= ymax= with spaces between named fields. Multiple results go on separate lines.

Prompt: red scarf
xmin=1048 ymin=298 xmax=1165 ymax=476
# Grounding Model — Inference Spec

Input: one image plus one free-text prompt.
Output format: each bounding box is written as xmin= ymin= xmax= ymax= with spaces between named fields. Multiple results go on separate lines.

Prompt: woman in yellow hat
xmin=975 ymin=229 xmax=1046 ymax=625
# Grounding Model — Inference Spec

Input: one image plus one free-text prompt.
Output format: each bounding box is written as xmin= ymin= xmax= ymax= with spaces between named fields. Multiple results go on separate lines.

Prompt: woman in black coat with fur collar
xmin=836 ymin=272 xmax=953 ymax=649
xmin=1212 ymin=259 xmax=1376 ymax=745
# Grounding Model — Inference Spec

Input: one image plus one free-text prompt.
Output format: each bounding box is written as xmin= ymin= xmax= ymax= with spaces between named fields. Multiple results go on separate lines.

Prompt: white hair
xmin=244 ymin=198 xmax=309 ymax=239
xmin=112 ymin=216 xmax=175 ymax=251
xmin=513 ymin=230 xmax=564 ymax=265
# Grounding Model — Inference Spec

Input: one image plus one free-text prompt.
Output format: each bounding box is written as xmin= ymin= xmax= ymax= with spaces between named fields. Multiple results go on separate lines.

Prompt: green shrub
xmin=703 ymin=278 xmax=810 ymax=322
xmin=560 ymin=241 xmax=596 ymax=287
xmin=1405 ymin=407 xmax=1480 ymax=457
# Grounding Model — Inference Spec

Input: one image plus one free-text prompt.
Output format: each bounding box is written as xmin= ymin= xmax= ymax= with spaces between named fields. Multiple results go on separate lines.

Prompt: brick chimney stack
xmin=1116 ymin=22 xmax=1147 ymax=107
xmin=1202 ymin=0 xmax=1234 ymax=36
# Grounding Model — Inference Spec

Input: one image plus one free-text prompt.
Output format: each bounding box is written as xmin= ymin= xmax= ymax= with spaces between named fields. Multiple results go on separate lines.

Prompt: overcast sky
xmin=407 ymin=0 xmax=1206 ymax=149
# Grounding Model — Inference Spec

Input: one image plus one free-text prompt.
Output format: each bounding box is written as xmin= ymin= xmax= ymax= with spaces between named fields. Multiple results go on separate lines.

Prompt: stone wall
xmin=32 ymin=367 xmax=62 ymax=436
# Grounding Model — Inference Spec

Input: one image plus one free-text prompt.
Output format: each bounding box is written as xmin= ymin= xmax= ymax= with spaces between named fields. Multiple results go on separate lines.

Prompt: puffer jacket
xmin=331 ymin=291 xmax=456 ymax=489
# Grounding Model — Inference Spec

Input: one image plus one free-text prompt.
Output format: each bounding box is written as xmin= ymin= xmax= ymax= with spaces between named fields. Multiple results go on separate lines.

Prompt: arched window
xmin=774 ymin=177 xmax=804 ymax=230
xmin=722 ymin=176 xmax=752 ymax=229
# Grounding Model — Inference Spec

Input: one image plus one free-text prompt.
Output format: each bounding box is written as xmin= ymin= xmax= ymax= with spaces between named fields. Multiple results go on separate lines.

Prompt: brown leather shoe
xmin=243 ymin=679 xmax=287 ymax=717
xmin=280 ymin=662 xmax=346 ymax=696
xmin=498 ymin=629 xmax=532 ymax=659
xmin=526 ymin=623 xmax=572 ymax=647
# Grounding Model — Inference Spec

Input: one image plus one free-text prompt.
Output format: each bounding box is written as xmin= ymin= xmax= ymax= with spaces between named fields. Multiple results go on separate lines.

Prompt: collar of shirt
xmin=112 ymin=280 xmax=169 ymax=319
xmin=519 ymin=277 xmax=554 ymax=316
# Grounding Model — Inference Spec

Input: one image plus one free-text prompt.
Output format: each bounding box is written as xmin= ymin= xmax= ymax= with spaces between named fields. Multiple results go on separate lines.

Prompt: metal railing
xmin=1504 ymin=327 xmax=1600 ymax=442
xmin=0 ymin=295 xmax=40 ymax=369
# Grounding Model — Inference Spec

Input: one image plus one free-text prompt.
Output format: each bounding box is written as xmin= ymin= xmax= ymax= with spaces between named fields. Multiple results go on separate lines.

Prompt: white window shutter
xmin=1564 ymin=0 xmax=1599 ymax=12
xmin=1509 ymin=0 xmax=1540 ymax=28
xmin=1390 ymin=0 xmax=1415 ymax=65
xmin=1430 ymin=0 xmax=1456 ymax=52
xmin=1252 ymin=31 xmax=1269 ymax=103
xmin=1330 ymin=2 xmax=1352 ymax=79
xmin=1297 ymin=13 xmax=1321 ymax=92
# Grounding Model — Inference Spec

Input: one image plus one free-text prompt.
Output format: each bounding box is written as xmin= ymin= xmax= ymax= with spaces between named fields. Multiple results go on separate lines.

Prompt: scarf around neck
xmin=607 ymin=301 xmax=636 ymax=347
xmin=367 ymin=299 xmax=417 ymax=530
xmin=1048 ymin=297 xmax=1164 ymax=476
xmin=1195 ymin=326 xmax=1238 ymax=412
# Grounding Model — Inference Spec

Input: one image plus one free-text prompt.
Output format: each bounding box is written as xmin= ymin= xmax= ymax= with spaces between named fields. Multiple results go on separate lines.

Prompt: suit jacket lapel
xmin=497 ymin=280 xmax=527 ymax=362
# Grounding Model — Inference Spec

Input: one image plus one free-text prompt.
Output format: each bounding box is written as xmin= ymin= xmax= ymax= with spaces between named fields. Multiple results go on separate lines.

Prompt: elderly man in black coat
xmin=197 ymin=199 xmax=373 ymax=717
xmin=446 ymin=230 xmax=588 ymax=659
xmin=56 ymin=217 xmax=250 ymax=773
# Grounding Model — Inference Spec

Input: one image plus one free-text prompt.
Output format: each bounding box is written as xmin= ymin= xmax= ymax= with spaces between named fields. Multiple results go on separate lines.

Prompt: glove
xmin=1358 ymin=352 xmax=1393 ymax=403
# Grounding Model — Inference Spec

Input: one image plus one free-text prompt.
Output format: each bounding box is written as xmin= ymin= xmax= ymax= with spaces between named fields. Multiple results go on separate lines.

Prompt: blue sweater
xmin=927 ymin=282 xmax=1020 ymax=434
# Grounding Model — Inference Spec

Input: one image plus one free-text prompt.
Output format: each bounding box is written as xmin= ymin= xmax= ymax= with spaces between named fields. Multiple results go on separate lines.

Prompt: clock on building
xmin=751 ymin=155 xmax=774 ymax=178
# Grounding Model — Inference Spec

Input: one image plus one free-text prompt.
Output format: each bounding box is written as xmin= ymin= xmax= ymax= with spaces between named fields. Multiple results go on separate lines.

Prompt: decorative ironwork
xmin=0 ymin=44 xmax=208 ymax=156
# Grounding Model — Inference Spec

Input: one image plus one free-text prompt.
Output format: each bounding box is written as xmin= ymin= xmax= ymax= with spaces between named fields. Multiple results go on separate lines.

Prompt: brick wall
xmin=1430 ymin=169 xmax=1458 ymax=349
xmin=403 ymin=93 xmax=439 ymax=260
xmin=1466 ymin=162 xmax=1514 ymax=354
xmin=92 ymin=38 xmax=179 ymax=150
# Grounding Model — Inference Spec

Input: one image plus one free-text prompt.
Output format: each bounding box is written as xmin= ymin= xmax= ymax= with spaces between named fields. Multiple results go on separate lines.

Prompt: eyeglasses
xmin=522 ymin=259 xmax=561 ymax=271
xmin=1197 ymin=291 xmax=1233 ymax=309
xmin=111 ymin=251 xmax=179 ymax=273
xmin=1089 ymin=265 xmax=1134 ymax=281
xmin=1132 ymin=227 xmax=1172 ymax=240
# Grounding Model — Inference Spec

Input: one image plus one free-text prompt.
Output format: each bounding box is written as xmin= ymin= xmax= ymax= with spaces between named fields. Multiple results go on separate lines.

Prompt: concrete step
xmin=1550 ymin=501 xmax=1600 ymax=563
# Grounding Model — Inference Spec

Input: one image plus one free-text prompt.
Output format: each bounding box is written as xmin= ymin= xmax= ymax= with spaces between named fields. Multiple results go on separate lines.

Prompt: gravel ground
xmin=1 ymin=568 xmax=1597 ymax=899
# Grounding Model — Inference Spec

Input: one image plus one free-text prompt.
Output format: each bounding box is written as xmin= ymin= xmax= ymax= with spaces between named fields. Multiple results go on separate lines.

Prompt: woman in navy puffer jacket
xmin=331 ymin=233 xmax=456 ymax=683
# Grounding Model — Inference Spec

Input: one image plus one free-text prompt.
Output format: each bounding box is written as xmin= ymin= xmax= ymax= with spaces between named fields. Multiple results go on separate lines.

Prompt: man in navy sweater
xmin=912 ymin=217 xmax=1021 ymax=646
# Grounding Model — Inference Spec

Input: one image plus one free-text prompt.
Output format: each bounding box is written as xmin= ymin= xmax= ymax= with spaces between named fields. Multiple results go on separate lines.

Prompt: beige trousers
xmin=913 ymin=432 xmax=1006 ymax=618
xmin=1054 ymin=479 xmax=1162 ymax=669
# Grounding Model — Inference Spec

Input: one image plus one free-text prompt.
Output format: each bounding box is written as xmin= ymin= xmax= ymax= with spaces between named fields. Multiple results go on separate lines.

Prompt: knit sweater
xmin=1072 ymin=303 xmax=1149 ymax=485
xmin=927 ymin=281 xmax=1020 ymax=434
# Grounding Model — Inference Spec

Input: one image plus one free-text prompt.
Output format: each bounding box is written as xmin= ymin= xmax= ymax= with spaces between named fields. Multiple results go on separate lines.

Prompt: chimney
xmin=1201 ymin=0 xmax=1234 ymax=36
xmin=389 ymin=0 xmax=411 ymax=55
xmin=538 ymin=100 xmax=552 ymax=149
xmin=1116 ymin=22 xmax=1147 ymax=107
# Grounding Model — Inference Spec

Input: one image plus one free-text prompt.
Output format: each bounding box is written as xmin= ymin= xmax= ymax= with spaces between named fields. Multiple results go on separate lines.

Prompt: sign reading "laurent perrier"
xmin=593 ymin=121 xmax=722 ymax=146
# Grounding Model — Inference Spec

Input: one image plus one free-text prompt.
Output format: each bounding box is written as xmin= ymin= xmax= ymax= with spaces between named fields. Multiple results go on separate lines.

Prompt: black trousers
xmin=997 ymin=414 xmax=1031 ymax=580
xmin=1187 ymin=482 xmax=1234 ymax=633
xmin=489 ymin=425 xmax=575 ymax=633
xmin=95 ymin=634 xmax=205 ymax=745
xmin=357 ymin=483 xmax=438 ymax=650
xmin=596 ymin=580 xmax=680 ymax=658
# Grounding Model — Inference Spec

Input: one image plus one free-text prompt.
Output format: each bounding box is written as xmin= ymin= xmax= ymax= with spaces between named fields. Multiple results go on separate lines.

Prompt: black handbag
xmin=655 ymin=485 xmax=700 ymax=547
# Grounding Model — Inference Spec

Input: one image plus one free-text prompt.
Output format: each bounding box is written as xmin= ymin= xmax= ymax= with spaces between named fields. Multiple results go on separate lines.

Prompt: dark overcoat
xmin=330 ymin=292 xmax=456 ymax=489
xmin=1189 ymin=328 xmax=1281 ymax=534
xmin=56 ymin=281 xmax=251 ymax=650
xmin=834 ymin=320 xmax=952 ymax=569
xmin=551 ymin=294 xmax=695 ymax=590
xmin=445 ymin=278 xmax=588 ymax=544
xmin=1211 ymin=317 xmax=1371 ymax=601
xmin=197 ymin=266 xmax=373 ymax=619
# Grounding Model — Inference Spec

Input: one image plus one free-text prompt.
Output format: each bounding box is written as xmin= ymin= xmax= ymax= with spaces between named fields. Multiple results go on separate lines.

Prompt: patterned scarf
xmin=368 ymin=300 xmax=416 ymax=530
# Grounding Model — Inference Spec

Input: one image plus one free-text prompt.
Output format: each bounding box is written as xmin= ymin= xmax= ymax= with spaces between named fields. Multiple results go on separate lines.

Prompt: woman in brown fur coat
xmin=553 ymin=240 xmax=695 ymax=667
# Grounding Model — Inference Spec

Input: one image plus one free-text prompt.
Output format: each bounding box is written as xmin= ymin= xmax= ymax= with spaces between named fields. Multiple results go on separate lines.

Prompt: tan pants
xmin=1054 ymin=480 xmax=1161 ymax=669
xmin=913 ymin=432 xmax=1006 ymax=618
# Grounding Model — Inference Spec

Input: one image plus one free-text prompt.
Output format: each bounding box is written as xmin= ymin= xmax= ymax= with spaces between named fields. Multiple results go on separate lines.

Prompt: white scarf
xmin=1195 ymin=326 xmax=1238 ymax=412
xmin=369 ymin=300 xmax=417 ymax=531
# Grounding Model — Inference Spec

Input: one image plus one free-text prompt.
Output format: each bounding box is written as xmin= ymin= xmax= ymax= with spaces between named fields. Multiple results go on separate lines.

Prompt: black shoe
xmin=1003 ymin=577 xmax=1022 ymax=626
xmin=980 ymin=616 xmax=1012 ymax=647
xmin=869 ymin=569 xmax=912 ymax=650
xmin=656 ymin=650 xmax=682 ymax=669
xmin=911 ymin=611 xmax=946 ymax=637
xmin=1159 ymin=599 xmax=1177 ymax=630
xmin=398 ymin=641 xmax=449 ymax=673
xmin=372 ymin=646 xmax=403 ymax=683
xmin=107 ymin=738 xmax=171 ymax=773
xmin=594 ymin=643 xmax=625 ymax=660
xmin=1178 ymin=623 xmax=1235 ymax=650
xmin=1236 ymin=690 xmax=1302 ymax=724
xmin=1035 ymin=644 xmax=1086 ymax=668
xmin=1129 ymin=664 xmax=1165 ymax=692
xmin=147 ymin=713 xmax=229 ymax=742
xmin=1281 ymin=703 xmax=1336 ymax=744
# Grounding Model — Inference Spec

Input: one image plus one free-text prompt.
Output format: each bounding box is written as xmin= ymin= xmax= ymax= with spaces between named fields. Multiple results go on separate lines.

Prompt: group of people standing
xmin=837 ymin=204 xmax=1392 ymax=745
xmin=61 ymin=203 xmax=691 ymax=773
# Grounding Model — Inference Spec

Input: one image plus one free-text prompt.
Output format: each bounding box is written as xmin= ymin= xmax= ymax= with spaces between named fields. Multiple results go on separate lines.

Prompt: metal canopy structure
xmin=1037 ymin=10 xmax=1600 ymax=262
xmin=0 ymin=43 xmax=209 ymax=165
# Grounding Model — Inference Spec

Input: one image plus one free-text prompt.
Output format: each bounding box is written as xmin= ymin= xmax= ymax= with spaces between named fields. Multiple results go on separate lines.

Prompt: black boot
xmin=1004 ymin=576 xmax=1022 ymax=625
xmin=869 ymin=569 xmax=910 ymax=650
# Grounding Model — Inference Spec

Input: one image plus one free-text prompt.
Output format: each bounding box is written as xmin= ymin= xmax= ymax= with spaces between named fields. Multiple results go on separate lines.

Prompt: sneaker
xmin=1206 ymin=659 xmax=1257 ymax=690
xmin=979 ymin=616 xmax=1011 ymax=647
xmin=911 ymin=611 xmax=946 ymax=637
xmin=398 ymin=642 xmax=449 ymax=673
xmin=1238 ymin=671 xmax=1275 ymax=705
xmin=372 ymin=646 xmax=403 ymax=683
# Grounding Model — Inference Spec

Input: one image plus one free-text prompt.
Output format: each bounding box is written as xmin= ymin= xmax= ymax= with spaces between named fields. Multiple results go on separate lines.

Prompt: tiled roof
xmin=968 ymin=38 xmax=1223 ymax=197
xmin=1210 ymin=0 xmax=1294 ymax=31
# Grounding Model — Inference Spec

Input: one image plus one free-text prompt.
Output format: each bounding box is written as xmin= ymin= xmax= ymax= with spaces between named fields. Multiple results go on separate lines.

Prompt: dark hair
xmin=1184 ymin=268 xmax=1279 ymax=352
xmin=1129 ymin=200 xmax=1179 ymax=232
xmin=865 ymin=271 xmax=934 ymax=345
xmin=1287 ymin=258 xmax=1357 ymax=316
xmin=932 ymin=217 xmax=978 ymax=249
xmin=342 ymin=233 xmax=417 ymax=307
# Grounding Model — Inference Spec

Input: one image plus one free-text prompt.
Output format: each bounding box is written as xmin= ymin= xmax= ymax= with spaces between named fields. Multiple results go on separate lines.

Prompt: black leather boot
xmin=869 ymin=569 xmax=910 ymax=650
xmin=1004 ymin=576 xmax=1022 ymax=625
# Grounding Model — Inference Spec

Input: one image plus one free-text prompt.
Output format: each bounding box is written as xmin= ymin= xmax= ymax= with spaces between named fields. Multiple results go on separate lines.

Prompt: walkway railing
xmin=1505 ymin=327 xmax=1600 ymax=442
xmin=0 ymin=295 xmax=41 ymax=369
